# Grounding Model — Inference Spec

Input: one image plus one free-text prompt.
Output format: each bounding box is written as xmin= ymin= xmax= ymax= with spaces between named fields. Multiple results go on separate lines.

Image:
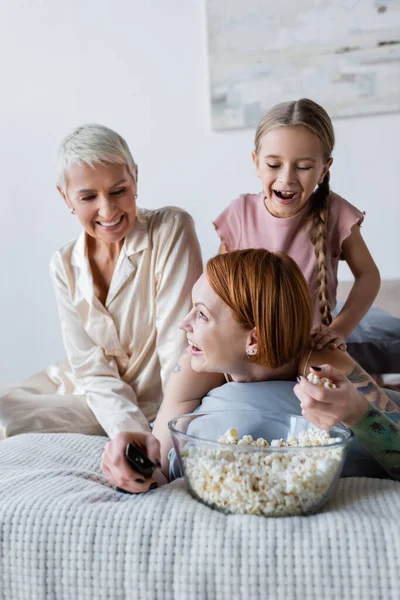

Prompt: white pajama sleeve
xmin=50 ymin=264 xmax=150 ymax=438
xmin=154 ymin=211 xmax=203 ymax=393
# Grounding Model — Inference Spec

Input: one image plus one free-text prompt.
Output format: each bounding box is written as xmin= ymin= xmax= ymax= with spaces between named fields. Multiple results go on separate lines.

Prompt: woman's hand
xmin=294 ymin=365 xmax=369 ymax=430
xmin=310 ymin=325 xmax=347 ymax=351
xmin=101 ymin=431 xmax=167 ymax=494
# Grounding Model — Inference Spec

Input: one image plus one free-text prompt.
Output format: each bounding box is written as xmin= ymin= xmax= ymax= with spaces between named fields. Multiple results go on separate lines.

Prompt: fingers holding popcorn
xmin=294 ymin=365 xmax=369 ymax=429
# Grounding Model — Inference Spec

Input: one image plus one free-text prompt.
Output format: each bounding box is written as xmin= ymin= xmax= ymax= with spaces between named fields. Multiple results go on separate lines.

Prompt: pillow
xmin=169 ymin=381 xmax=400 ymax=480
xmin=334 ymin=303 xmax=400 ymax=374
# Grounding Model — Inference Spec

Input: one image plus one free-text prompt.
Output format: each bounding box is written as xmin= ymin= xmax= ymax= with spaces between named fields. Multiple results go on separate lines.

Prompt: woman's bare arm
xmin=152 ymin=240 xmax=226 ymax=475
xmin=295 ymin=365 xmax=400 ymax=480
xmin=152 ymin=350 xmax=225 ymax=474
xmin=302 ymin=347 xmax=399 ymax=414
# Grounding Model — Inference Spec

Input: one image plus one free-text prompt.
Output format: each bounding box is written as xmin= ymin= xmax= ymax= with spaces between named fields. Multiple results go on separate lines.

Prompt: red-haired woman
xmin=102 ymin=250 xmax=400 ymax=491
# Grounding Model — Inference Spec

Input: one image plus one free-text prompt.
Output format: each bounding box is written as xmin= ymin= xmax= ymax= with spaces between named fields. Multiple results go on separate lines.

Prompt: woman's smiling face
xmin=59 ymin=162 xmax=137 ymax=244
xmin=253 ymin=125 xmax=332 ymax=218
xmin=180 ymin=274 xmax=252 ymax=374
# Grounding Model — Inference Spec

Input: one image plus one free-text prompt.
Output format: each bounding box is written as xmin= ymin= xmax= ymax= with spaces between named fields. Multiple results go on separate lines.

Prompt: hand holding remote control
xmin=101 ymin=431 xmax=164 ymax=494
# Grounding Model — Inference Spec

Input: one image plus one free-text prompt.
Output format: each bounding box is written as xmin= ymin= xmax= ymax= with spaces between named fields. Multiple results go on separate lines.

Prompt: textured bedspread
xmin=0 ymin=433 xmax=399 ymax=600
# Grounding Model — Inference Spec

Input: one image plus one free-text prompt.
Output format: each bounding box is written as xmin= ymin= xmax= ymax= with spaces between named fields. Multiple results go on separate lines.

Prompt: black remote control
xmin=125 ymin=443 xmax=156 ymax=479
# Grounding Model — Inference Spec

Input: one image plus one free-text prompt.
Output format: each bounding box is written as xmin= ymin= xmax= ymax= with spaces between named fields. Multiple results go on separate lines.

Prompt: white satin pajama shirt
xmin=0 ymin=207 xmax=202 ymax=439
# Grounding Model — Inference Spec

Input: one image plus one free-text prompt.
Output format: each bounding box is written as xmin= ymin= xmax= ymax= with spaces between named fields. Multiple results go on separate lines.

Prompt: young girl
xmin=213 ymin=98 xmax=381 ymax=353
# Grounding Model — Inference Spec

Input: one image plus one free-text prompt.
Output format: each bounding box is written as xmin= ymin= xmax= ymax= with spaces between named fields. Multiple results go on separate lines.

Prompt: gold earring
xmin=70 ymin=207 xmax=76 ymax=215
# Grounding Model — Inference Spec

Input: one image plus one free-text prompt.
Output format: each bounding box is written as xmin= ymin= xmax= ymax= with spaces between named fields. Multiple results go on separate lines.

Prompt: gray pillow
xmin=169 ymin=381 xmax=400 ymax=480
xmin=334 ymin=303 xmax=400 ymax=374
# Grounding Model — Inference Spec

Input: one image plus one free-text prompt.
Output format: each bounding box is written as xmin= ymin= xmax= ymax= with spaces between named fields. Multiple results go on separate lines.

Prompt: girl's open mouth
xmin=274 ymin=190 xmax=296 ymax=201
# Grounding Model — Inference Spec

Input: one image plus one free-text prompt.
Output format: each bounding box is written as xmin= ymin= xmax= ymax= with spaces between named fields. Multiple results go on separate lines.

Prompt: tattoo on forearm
xmin=367 ymin=408 xmax=380 ymax=419
xmin=172 ymin=348 xmax=189 ymax=375
xmin=347 ymin=365 xmax=399 ymax=413
xmin=351 ymin=409 xmax=400 ymax=479
xmin=355 ymin=381 xmax=377 ymax=396
xmin=346 ymin=365 xmax=366 ymax=384
xmin=347 ymin=365 xmax=380 ymax=403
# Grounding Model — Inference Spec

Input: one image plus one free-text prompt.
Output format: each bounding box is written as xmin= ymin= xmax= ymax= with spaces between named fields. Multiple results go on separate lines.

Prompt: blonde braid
xmin=309 ymin=173 xmax=332 ymax=326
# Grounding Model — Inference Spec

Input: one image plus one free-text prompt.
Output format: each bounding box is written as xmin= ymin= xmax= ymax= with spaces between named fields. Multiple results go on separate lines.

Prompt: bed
xmin=0 ymin=432 xmax=399 ymax=600
xmin=0 ymin=281 xmax=399 ymax=600
xmin=338 ymin=280 xmax=400 ymax=383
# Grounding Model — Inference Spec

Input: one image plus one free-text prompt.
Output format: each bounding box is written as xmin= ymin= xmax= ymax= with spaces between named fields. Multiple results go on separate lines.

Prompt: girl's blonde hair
xmin=206 ymin=249 xmax=312 ymax=369
xmin=254 ymin=98 xmax=335 ymax=325
xmin=57 ymin=124 xmax=138 ymax=192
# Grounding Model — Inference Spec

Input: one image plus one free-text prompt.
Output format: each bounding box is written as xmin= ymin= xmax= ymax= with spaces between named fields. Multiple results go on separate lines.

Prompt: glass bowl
xmin=168 ymin=411 xmax=353 ymax=517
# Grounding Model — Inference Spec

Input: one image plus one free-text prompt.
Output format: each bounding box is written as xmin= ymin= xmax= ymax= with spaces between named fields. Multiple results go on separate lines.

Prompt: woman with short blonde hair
xmin=0 ymin=123 xmax=202 ymax=494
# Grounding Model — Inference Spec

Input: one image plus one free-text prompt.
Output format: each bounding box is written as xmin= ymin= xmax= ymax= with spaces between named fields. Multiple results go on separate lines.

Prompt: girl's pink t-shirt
xmin=213 ymin=191 xmax=364 ymax=327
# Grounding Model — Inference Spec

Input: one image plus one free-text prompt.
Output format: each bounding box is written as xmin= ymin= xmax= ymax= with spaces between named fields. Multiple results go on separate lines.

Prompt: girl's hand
xmin=101 ymin=431 xmax=167 ymax=494
xmin=310 ymin=324 xmax=347 ymax=351
xmin=294 ymin=365 xmax=369 ymax=430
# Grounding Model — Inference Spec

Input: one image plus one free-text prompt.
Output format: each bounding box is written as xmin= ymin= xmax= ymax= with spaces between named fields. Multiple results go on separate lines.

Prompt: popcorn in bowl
xmin=169 ymin=412 xmax=353 ymax=517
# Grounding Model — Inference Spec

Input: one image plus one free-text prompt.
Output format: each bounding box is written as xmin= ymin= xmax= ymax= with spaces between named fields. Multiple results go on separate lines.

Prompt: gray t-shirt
xmin=169 ymin=380 xmax=400 ymax=480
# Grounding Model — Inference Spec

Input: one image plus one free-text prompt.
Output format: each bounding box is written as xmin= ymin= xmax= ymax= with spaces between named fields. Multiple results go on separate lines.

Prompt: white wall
xmin=0 ymin=0 xmax=399 ymax=385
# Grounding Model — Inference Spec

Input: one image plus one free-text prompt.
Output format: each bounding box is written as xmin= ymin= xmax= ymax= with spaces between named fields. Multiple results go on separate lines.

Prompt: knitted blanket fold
xmin=0 ymin=433 xmax=399 ymax=600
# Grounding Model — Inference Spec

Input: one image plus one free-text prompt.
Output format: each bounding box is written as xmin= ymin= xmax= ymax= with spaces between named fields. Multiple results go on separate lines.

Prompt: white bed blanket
xmin=0 ymin=433 xmax=399 ymax=600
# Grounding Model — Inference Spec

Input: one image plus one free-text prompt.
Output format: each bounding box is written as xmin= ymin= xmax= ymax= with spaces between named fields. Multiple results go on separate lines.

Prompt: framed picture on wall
xmin=206 ymin=0 xmax=400 ymax=130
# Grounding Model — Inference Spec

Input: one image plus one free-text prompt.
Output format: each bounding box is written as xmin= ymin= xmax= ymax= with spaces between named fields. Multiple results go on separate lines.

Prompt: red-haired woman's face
xmin=180 ymin=274 xmax=252 ymax=374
